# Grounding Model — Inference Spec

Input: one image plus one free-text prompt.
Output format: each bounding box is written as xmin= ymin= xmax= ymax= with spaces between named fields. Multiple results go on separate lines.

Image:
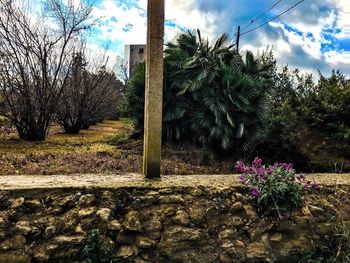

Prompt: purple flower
xmin=258 ymin=174 xmax=266 ymax=180
xmin=257 ymin=167 xmax=264 ymax=174
xmin=247 ymin=167 xmax=255 ymax=173
xmin=238 ymin=175 xmax=245 ymax=184
xmin=267 ymin=168 xmax=274 ymax=175
xmin=278 ymin=162 xmax=293 ymax=171
xmin=257 ymin=168 xmax=267 ymax=180
xmin=252 ymin=158 xmax=262 ymax=167
xmin=251 ymin=187 xmax=260 ymax=197
xmin=304 ymin=181 xmax=311 ymax=189
xmin=235 ymin=161 xmax=246 ymax=173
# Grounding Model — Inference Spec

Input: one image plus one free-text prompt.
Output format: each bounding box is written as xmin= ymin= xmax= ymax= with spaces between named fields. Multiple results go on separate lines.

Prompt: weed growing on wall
xmin=83 ymin=229 xmax=114 ymax=263
xmin=299 ymin=220 xmax=350 ymax=263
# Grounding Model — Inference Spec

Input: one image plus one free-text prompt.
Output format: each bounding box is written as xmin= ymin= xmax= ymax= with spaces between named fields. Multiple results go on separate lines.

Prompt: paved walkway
xmin=0 ymin=174 xmax=241 ymax=190
xmin=0 ymin=173 xmax=349 ymax=190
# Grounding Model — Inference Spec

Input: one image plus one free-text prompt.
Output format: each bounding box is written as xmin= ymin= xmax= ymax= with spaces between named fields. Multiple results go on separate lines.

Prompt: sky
xmin=34 ymin=0 xmax=350 ymax=76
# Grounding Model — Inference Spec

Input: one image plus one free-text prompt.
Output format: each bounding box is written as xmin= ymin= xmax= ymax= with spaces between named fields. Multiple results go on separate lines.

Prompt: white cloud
xmin=85 ymin=42 xmax=121 ymax=70
xmin=89 ymin=0 xmax=221 ymax=58
xmin=41 ymin=0 xmax=350 ymax=76
xmin=165 ymin=0 xmax=218 ymax=40
xmin=269 ymin=21 xmax=322 ymax=60
xmin=91 ymin=0 xmax=147 ymax=47
xmin=337 ymin=0 xmax=350 ymax=39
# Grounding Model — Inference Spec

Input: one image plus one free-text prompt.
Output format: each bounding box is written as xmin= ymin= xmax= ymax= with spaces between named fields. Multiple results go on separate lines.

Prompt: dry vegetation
xmin=0 ymin=119 xmax=233 ymax=175
xmin=1 ymin=118 xmax=349 ymax=176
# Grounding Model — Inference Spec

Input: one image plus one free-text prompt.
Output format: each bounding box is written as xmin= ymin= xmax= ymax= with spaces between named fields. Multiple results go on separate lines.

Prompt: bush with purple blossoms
xmin=236 ymin=158 xmax=318 ymax=219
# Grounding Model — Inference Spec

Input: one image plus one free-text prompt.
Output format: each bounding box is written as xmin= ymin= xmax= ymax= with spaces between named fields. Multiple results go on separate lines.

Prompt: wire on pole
xmin=240 ymin=0 xmax=305 ymax=36
xmin=241 ymin=0 xmax=283 ymax=31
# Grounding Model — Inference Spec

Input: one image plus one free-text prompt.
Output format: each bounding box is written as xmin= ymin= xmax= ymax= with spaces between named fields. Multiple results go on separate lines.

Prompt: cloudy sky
xmin=35 ymin=0 xmax=350 ymax=76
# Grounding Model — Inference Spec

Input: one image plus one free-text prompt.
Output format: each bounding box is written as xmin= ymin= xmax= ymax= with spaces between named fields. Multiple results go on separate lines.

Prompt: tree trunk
xmin=81 ymin=119 xmax=90 ymax=129
xmin=63 ymin=123 xmax=81 ymax=134
xmin=16 ymin=124 xmax=47 ymax=141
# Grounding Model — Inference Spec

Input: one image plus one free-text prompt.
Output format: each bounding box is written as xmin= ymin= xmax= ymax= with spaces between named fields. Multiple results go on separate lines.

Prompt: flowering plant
xmin=236 ymin=158 xmax=318 ymax=218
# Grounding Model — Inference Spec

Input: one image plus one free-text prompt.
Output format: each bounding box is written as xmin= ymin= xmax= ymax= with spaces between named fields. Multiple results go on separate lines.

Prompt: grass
xmin=0 ymin=118 xmax=231 ymax=175
xmin=2 ymin=118 xmax=350 ymax=177
xmin=105 ymin=118 xmax=133 ymax=145
xmin=0 ymin=120 xmax=130 ymax=155
xmin=0 ymin=120 xmax=130 ymax=175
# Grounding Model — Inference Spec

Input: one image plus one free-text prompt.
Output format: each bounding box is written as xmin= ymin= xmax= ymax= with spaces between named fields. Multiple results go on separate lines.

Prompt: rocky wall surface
xmin=0 ymin=184 xmax=349 ymax=263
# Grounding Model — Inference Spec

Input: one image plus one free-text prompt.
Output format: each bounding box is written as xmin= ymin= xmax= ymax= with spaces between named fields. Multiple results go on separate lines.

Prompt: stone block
xmin=123 ymin=211 xmax=142 ymax=232
xmin=0 ymin=252 xmax=31 ymax=263
xmin=172 ymin=210 xmax=189 ymax=226
xmin=136 ymin=236 xmax=156 ymax=248
xmin=96 ymin=208 xmax=112 ymax=222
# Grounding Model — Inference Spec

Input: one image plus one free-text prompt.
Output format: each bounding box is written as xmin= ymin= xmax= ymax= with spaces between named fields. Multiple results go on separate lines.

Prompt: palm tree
xmin=127 ymin=29 xmax=274 ymax=152
xmin=163 ymin=30 xmax=273 ymax=151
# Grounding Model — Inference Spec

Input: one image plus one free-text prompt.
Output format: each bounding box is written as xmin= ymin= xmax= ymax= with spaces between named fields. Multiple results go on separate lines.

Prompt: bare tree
xmin=56 ymin=49 xmax=122 ymax=133
xmin=56 ymin=51 xmax=87 ymax=134
xmin=116 ymin=56 xmax=129 ymax=87
xmin=0 ymin=0 xmax=93 ymax=140
xmin=82 ymin=68 xmax=121 ymax=126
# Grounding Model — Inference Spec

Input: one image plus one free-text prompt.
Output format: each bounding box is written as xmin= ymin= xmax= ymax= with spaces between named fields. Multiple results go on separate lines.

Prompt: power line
xmin=240 ymin=0 xmax=305 ymax=36
xmin=241 ymin=0 xmax=283 ymax=31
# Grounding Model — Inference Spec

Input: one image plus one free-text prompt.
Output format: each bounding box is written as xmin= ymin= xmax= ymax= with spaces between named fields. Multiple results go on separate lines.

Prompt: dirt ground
xmin=0 ymin=120 xmax=233 ymax=175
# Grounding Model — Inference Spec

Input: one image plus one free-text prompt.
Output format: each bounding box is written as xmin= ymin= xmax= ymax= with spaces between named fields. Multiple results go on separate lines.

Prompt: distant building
xmin=124 ymin=44 xmax=146 ymax=78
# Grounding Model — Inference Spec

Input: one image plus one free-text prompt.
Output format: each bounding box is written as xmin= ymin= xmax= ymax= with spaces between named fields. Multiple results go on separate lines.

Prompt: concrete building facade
xmin=124 ymin=44 xmax=146 ymax=78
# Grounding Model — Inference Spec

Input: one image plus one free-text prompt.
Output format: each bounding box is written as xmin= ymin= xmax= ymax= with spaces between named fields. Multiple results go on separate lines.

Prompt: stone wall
xmin=0 ymin=184 xmax=349 ymax=263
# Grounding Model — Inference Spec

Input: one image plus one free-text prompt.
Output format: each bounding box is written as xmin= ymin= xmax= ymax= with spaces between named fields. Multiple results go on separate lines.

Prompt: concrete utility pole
xmin=143 ymin=0 xmax=165 ymax=178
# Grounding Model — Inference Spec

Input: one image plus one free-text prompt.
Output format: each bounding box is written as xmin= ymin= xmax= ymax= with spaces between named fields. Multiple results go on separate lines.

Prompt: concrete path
xmin=0 ymin=173 xmax=349 ymax=190
xmin=0 ymin=174 xmax=241 ymax=190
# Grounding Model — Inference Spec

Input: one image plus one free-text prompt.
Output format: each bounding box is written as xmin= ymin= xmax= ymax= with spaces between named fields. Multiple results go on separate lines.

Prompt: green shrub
xmin=125 ymin=30 xmax=274 ymax=152
xmin=125 ymin=63 xmax=146 ymax=134
xmin=236 ymin=158 xmax=318 ymax=218
xmin=256 ymin=97 xmax=311 ymax=170
xmin=253 ymin=66 xmax=350 ymax=172
xmin=300 ymin=71 xmax=350 ymax=157
xmin=252 ymin=65 xmax=313 ymax=170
